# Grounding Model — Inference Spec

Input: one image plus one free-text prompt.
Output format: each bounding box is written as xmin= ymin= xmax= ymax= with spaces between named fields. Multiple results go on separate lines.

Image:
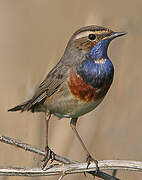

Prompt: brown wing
xmin=28 ymin=62 xmax=69 ymax=109
xmin=8 ymin=62 xmax=69 ymax=112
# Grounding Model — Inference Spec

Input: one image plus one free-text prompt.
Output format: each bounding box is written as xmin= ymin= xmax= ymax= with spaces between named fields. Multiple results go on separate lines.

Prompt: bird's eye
xmin=88 ymin=34 xmax=96 ymax=40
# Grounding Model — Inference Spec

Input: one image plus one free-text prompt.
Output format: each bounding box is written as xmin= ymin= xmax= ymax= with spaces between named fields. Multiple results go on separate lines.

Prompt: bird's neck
xmin=89 ymin=39 xmax=110 ymax=60
xmin=77 ymin=57 xmax=114 ymax=89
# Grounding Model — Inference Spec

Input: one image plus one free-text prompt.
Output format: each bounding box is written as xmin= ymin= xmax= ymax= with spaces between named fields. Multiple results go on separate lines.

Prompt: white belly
xmin=47 ymin=94 xmax=104 ymax=119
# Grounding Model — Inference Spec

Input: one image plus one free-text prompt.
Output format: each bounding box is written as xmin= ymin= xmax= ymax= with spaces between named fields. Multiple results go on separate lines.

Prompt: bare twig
xmin=0 ymin=134 xmax=120 ymax=179
xmin=0 ymin=160 xmax=142 ymax=176
xmin=0 ymin=134 xmax=142 ymax=179
xmin=0 ymin=134 xmax=74 ymax=164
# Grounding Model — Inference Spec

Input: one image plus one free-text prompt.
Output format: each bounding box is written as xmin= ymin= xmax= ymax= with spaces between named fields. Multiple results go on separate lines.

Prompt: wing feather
xmin=25 ymin=63 xmax=69 ymax=110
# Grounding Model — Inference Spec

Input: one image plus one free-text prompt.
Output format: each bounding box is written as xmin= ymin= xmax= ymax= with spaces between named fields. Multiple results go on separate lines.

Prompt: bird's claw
xmin=86 ymin=154 xmax=99 ymax=173
xmin=41 ymin=146 xmax=55 ymax=169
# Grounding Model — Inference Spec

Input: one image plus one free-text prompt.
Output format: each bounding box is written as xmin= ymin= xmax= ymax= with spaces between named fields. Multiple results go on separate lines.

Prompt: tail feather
xmin=8 ymin=105 xmax=23 ymax=112
xmin=8 ymin=101 xmax=31 ymax=112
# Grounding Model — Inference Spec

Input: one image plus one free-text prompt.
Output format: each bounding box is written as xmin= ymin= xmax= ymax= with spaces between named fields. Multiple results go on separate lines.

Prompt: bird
xmin=8 ymin=25 xmax=126 ymax=171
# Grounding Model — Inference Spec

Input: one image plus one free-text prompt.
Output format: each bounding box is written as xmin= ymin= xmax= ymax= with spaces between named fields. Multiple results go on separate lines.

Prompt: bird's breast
xmin=68 ymin=58 xmax=114 ymax=102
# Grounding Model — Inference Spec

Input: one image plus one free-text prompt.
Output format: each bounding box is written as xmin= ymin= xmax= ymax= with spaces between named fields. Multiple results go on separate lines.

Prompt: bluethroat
xmin=8 ymin=25 xmax=126 ymax=170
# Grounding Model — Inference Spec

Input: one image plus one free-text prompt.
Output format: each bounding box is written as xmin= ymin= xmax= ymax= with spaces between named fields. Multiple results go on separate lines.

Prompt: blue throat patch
xmin=77 ymin=39 xmax=114 ymax=88
xmin=89 ymin=39 xmax=110 ymax=60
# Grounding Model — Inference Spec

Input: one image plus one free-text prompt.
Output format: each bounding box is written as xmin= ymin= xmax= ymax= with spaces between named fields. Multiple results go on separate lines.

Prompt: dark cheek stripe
xmin=74 ymin=39 xmax=97 ymax=51
xmin=68 ymin=72 xmax=110 ymax=102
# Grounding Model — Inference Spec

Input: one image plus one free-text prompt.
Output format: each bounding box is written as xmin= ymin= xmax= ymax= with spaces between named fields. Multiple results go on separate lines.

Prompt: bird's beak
xmin=110 ymin=31 xmax=127 ymax=39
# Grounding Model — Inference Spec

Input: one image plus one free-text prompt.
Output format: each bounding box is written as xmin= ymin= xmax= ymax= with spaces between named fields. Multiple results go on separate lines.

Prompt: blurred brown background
xmin=0 ymin=0 xmax=141 ymax=179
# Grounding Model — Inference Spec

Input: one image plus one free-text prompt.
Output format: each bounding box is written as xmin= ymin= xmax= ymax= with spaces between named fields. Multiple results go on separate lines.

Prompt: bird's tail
xmin=8 ymin=101 xmax=31 ymax=112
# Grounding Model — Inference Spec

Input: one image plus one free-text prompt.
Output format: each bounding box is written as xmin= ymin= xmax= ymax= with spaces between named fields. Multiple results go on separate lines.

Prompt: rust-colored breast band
xmin=68 ymin=71 xmax=111 ymax=102
xmin=68 ymin=72 xmax=96 ymax=102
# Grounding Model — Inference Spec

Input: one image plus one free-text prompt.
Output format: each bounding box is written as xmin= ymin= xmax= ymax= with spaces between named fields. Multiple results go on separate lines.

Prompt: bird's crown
xmin=69 ymin=25 xmax=126 ymax=52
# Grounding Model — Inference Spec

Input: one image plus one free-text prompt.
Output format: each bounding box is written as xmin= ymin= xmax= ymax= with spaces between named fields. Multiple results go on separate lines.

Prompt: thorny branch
xmin=0 ymin=134 xmax=142 ymax=180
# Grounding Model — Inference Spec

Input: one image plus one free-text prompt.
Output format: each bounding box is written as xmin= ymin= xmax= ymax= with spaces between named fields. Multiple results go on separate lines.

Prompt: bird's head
xmin=68 ymin=25 xmax=126 ymax=60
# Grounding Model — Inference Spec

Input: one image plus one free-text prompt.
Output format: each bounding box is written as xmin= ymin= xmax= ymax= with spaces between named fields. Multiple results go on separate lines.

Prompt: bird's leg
xmin=45 ymin=113 xmax=51 ymax=146
xmin=42 ymin=113 xmax=55 ymax=169
xmin=70 ymin=118 xmax=99 ymax=172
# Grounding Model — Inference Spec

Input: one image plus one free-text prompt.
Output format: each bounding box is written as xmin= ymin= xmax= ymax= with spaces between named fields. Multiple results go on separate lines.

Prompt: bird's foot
xmin=42 ymin=146 xmax=56 ymax=169
xmin=86 ymin=154 xmax=99 ymax=173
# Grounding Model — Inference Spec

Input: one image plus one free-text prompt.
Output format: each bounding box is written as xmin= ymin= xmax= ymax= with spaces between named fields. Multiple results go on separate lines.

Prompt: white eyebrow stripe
xmin=74 ymin=31 xmax=93 ymax=40
xmin=74 ymin=30 xmax=110 ymax=40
